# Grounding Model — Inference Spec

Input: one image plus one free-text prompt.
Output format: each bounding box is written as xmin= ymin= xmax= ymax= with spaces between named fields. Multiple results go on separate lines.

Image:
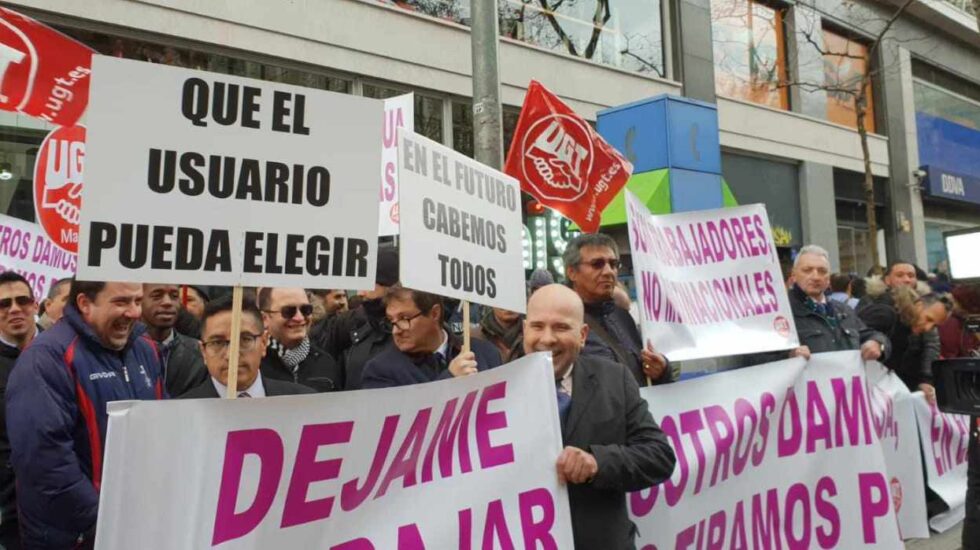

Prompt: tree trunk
xmin=855 ymin=80 xmax=880 ymax=275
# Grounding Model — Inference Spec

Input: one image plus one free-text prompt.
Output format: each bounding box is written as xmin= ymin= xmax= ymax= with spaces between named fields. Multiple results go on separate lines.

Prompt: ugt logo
xmin=520 ymin=114 xmax=594 ymax=202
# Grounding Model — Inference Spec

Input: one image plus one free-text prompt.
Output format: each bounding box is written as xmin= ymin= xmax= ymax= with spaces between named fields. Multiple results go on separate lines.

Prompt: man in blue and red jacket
xmin=6 ymin=281 xmax=165 ymax=549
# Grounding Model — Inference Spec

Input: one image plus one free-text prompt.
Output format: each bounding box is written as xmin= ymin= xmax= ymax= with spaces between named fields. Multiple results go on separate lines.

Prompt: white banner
xmin=912 ymin=392 xmax=970 ymax=532
xmin=864 ymin=361 xmax=930 ymax=539
xmin=379 ymin=94 xmax=413 ymax=236
xmin=629 ymin=351 xmax=903 ymax=548
xmin=397 ymin=129 xmax=526 ymax=313
xmin=79 ymin=55 xmax=381 ymax=289
xmin=96 ymin=354 xmax=573 ymax=549
xmin=0 ymin=212 xmax=76 ymax=299
xmin=625 ymin=190 xmax=798 ymax=361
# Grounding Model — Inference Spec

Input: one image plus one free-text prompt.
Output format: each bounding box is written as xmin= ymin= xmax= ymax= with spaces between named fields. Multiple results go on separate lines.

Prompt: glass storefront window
xmin=822 ymin=29 xmax=875 ymax=133
xmin=914 ymin=80 xmax=980 ymax=131
xmin=452 ymin=102 xmax=522 ymax=159
xmin=391 ymin=0 xmax=665 ymax=77
xmin=710 ymin=0 xmax=789 ymax=109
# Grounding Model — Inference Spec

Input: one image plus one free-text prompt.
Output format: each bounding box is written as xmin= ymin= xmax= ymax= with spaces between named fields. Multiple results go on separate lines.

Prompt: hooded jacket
xmin=856 ymin=279 xmax=941 ymax=390
xmin=6 ymin=304 xmax=164 ymax=549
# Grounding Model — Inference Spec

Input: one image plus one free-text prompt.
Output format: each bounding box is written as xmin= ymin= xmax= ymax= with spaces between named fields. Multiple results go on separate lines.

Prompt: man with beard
xmin=7 ymin=281 xmax=164 ymax=549
xmin=259 ymin=287 xmax=344 ymax=392
xmin=563 ymin=234 xmax=677 ymax=385
xmin=0 ymin=272 xmax=41 ymax=549
xmin=523 ymin=284 xmax=675 ymax=549
xmin=311 ymin=247 xmax=399 ymax=390
xmin=141 ymin=283 xmax=208 ymax=397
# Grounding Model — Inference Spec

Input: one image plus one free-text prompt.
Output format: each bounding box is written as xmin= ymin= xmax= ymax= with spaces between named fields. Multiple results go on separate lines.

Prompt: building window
xmin=393 ymin=0 xmax=665 ymax=77
xmin=822 ymin=28 xmax=875 ymax=132
xmin=710 ymin=0 xmax=788 ymax=109
xmin=452 ymin=102 xmax=523 ymax=160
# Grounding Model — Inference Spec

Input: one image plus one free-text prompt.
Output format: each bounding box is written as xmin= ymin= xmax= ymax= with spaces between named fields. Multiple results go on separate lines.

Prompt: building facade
xmin=4 ymin=0 xmax=979 ymax=277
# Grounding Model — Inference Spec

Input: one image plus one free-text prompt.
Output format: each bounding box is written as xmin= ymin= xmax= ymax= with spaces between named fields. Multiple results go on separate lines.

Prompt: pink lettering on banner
xmin=929 ymin=403 xmax=970 ymax=476
xmin=752 ymin=488 xmax=780 ymax=549
xmin=482 ymin=499 xmax=515 ymax=550
xmin=777 ymin=387 xmax=802 ymax=457
xmin=421 ymin=391 xmax=477 ymax=482
xmin=704 ymin=406 xmax=735 ymax=487
xmin=518 ymin=488 xmax=558 ymax=550
xmin=679 ymin=411 xmax=709 ymax=495
xmin=281 ymin=422 xmax=354 ymax=528
xmin=805 ymin=380 xmax=833 ymax=454
xmin=784 ymin=483 xmax=811 ymax=549
xmin=341 ymin=415 xmax=400 ymax=512
xmin=475 ymin=381 xmax=515 ymax=469
xmin=212 ymin=428 xmax=285 ymax=546
xmin=857 ymin=472 xmax=890 ymax=543
xmin=814 ymin=477 xmax=840 ymax=548
xmin=831 ymin=376 xmax=872 ymax=447
xmin=375 ymin=408 xmax=433 ymax=499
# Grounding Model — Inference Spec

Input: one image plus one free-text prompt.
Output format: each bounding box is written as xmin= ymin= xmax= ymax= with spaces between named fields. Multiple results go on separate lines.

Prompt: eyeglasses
xmin=0 ymin=296 xmax=34 ymax=310
xmin=381 ymin=311 xmax=425 ymax=333
xmin=202 ymin=332 xmax=264 ymax=356
xmin=264 ymin=304 xmax=314 ymax=319
xmin=578 ymin=258 xmax=620 ymax=271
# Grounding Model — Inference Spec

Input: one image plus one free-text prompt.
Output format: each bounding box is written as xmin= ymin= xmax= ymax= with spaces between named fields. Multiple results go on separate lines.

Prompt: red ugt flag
xmin=0 ymin=8 xmax=93 ymax=126
xmin=504 ymin=80 xmax=633 ymax=233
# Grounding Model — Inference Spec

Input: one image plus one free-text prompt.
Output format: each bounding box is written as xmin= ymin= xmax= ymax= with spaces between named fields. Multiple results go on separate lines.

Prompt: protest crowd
xmin=0 ymin=6 xmax=977 ymax=549
xmin=0 ymin=238 xmax=976 ymax=548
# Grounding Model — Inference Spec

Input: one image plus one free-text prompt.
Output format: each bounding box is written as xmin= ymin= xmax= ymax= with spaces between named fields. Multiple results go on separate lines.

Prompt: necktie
xmin=238 ymin=391 xmax=251 ymax=398
xmin=556 ymin=381 xmax=571 ymax=425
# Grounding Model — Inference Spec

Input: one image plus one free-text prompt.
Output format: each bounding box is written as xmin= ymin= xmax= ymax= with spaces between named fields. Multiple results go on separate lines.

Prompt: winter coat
xmin=6 ymin=305 xmax=164 ymax=548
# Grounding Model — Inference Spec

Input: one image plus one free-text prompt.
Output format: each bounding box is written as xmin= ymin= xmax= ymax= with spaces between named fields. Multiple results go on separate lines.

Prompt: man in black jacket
xmin=180 ymin=295 xmax=314 ymax=399
xmin=776 ymin=245 xmax=887 ymax=361
xmin=563 ymin=233 xmax=677 ymax=386
xmin=361 ymin=286 xmax=501 ymax=388
xmin=141 ymin=283 xmax=209 ymax=397
xmin=312 ymin=247 xmax=399 ymax=390
xmin=524 ymin=284 xmax=676 ymax=549
xmin=259 ymin=287 xmax=344 ymax=391
xmin=0 ymin=271 xmax=40 ymax=549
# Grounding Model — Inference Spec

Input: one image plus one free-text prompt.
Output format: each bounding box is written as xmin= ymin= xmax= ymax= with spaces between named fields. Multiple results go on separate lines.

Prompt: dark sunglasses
xmin=0 ymin=296 xmax=33 ymax=310
xmin=579 ymin=258 xmax=620 ymax=271
xmin=265 ymin=304 xmax=314 ymax=319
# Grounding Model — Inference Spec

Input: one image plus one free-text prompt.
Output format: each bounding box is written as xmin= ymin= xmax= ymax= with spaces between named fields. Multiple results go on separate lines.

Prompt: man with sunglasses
xmin=7 ymin=280 xmax=164 ymax=549
xmin=0 ymin=271 xmax=40 ymax=549
xmin=564 ymin=234 xmax=677 ymax=386
xmin=180 ymin=295 xmax=315 ymax=399
xmin=258 ymin=287 xmax=344 ymax=391
xmin=360 ymin=285 xmax=501 ymax=388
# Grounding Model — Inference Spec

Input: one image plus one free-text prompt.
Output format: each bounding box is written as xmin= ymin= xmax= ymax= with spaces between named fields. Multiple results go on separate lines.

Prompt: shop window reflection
xmin=710 ymin=0 xmax=788 ymax=109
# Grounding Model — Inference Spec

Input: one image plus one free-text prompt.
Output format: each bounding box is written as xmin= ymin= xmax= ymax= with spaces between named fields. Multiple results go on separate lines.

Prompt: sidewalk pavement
xmin=907 ymin=524 xmax=963 ymax=550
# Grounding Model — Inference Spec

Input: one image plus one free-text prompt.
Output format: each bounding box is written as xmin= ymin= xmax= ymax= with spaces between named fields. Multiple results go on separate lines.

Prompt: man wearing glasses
xmin=0 ymin=271 xmax=40 ymax=550
xmin=563 ymin=234 xmax=677 ymax=386
xmin=180 ymin=295 xmax=314 ymax=399
xmin=360 ymin=285 xmax=501 ymax=388
xmin=258 ymin=287 xmax=344 ymax=392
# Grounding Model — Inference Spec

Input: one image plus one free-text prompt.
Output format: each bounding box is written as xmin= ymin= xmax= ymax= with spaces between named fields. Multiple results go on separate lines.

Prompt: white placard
xmin=629 ymin=351 xmax=904 ymax=548
xmin=912 ymin=392 xmax=970 ymax=532
xmin=95 ymin=354 xmax=573 ymax=549
xmin=625 ymin=190 xmax=798 ymax=361
xmin=78 ymin=55 xmax=381 ymax=289
xmin=397 ymin=129 xmax=526 ymax=313
xmin=379 ymin=94 xmax=413 ymax=236
xmin=0 ymin=212 xmax=76 ymax=298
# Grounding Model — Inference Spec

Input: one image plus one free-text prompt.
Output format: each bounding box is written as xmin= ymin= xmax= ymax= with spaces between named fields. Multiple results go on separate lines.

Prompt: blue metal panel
xmin=670 ymin=169 xmax=723 ymax=212
xmin=597 ymin=98 xmax=669 ymax=174
xmin=923 ymin=165 xmax=980 ymax=206
xmin=666 ymin=100 xmax=721 ymax=174
xmin=916 ymin=112 xmax=980 ymax=178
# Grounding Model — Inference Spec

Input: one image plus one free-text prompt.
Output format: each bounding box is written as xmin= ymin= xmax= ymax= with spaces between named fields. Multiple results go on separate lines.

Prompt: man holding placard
xmin=180 ymin=295 xmax=314 ymax=399
xmin=6 ymin=281 xmax=164 ymax=548
xmin=564 ymin=234 xmax=676 ymax=386
xmin=361 ymin=286 xmax=501 ymax=388
xmin=523 ymin=284 xmax=676 ymax=549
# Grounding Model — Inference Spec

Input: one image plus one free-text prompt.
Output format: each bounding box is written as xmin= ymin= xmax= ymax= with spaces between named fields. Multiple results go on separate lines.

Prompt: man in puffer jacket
xmin=6 ymin=281 xmax=164 ymax=549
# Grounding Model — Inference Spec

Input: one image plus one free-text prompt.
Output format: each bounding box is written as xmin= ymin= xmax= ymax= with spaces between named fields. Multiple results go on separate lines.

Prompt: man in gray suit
xmin=523 ymin=284 xmax=676 ymax=549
